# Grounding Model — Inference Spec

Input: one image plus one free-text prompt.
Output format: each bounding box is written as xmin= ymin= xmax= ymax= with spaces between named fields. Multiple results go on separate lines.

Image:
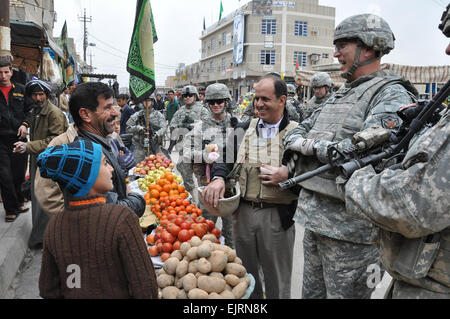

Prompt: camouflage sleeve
xmin=363 ymin=83 xmax=414 ymax=131
xmin=182 ymin=122 xmax=203 ymax=162
xmin=315 ymin=84 xmax=414 ymax=164
xmin=345 ymin=127 xmax=450 ymax=237
xmin=126 ymin=112 xmax=142 ymax=134
xmin=282 ymin=106 xmax=321 ymax=148
xmin=154 ymin=111 xmax=167 ymax=138
xmin=169 ymin=108 xmax=183 ymax=131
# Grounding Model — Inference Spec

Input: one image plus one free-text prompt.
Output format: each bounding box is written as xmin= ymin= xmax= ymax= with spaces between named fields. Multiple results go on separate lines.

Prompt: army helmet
xmin=204 ymin=83 xmax=232 ymax=101
xmin=310 ymin=72 xmax=333 ymax=88
xmin=286 ymin=83 xmax=296 ymax=95
xmin=334 ymin=13 xmax=395 ymax=55
xmin=181 ymin=85 xmax=199 ymax=98
xmin=439 ymin=4 xmax=450 ymax=37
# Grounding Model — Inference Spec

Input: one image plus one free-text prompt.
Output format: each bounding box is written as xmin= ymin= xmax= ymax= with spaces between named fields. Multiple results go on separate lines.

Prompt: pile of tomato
xmin=146 ymin=212 xmax=222 ymax=261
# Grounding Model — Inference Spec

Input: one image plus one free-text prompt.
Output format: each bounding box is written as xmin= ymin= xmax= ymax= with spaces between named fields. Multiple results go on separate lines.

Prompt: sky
xmin=53 ymin=0 xmax=449 ymax=89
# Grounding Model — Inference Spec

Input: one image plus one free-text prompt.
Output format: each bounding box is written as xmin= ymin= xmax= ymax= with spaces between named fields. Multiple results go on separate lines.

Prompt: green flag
xmin=58 ymin=21 xmax=74 ymax=87
xmin=219 ymin=0 xmax=224 ymax=21
xmin=127 ymin=0 xmax=158 ymax=103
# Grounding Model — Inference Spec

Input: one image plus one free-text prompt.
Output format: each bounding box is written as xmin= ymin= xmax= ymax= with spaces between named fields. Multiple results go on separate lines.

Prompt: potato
xmin=182 ymin=273 xmax=197 ymax=292
xmin=190 ymin=236 xmax=202 ymax=247
xmin=225 ymin=284 xmax=233 ymax=292
xmin=197 ymin=257 xmax=212 ymax=274
xmin=177 ymin=289 xmax=188 ymax=299
xmin=234 ymin=257 xmax=243 ymax=265
xmin=208 ymin=292 xmax=223 ymax=299
xmin=195 ymin=272 xmax=204 ymax=279
xmin=158 ymin=288 xmax=162 ymax=299
xmin=232 ymin=281 xmax=249 ymax=299
xmin=197 ymin=276 xmax=226 ymax=294
xmin=210 ymin=272 xmax=224 ymax=280
xmin=174 ymin=276 xmax=183 ymax=289
xmin=163 ymin=257 xmax=179 ymax=275
xmin=158 ymin=268 xmax=167 ymax=276
xmin=186 ymin=247 xmax=198 ymax=261
xmin=171 ymin=250 xmax=183 ymax=261
xmin=239 ymin=276 xmax=251 ymax=286
xmin=188 ymin=288 xmax=209 ymax=299
xmin=225 ymin=263 xmax=246 ymax=278
xmin=202 ymin=234 xmax=218 ymax=243
xmin=226 ymin=249 xmax=237 ymax=263
xmin=162 ymin=286 xmax=179 ymax=299
xmin=188 ymin=260 xmax=198 ymax=273
xmin=208 ymin=250 xmax=228 ymax=272
xmin=157 ymin=274 xmax=174 ymax=288
xmin=225 ymin=274 xmax=241 ymax=287
xmin=220 ymin=290 xmax=235 ymax=299
xmin=197 ymin=243 xmax=212 ymax=258
xmin=179 ymin=242 xmax=191 ymax=256
xmin=176 ymin=260 xmax=189 ymax=278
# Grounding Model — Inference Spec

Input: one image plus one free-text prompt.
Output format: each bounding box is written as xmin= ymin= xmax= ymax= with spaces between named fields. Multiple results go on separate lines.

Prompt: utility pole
xmin=78 ymin=8 xmax=92 ymax=63
xmin=0 ymin=0 xmax=12 ymax=60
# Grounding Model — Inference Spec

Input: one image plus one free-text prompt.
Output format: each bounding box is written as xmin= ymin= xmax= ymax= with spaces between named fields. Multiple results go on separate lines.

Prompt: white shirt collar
xmin=258 ymin=117 xmax=283 ymax=138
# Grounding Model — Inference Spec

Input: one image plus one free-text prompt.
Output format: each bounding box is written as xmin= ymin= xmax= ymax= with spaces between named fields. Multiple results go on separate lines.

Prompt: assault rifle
xmin=279 ymin=79 xmax=450 ymax=191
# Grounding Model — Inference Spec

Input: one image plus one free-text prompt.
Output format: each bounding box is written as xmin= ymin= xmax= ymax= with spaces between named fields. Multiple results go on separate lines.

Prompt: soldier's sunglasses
xmin=182 ymin=93 xmax=195 ymax=98
xmin=208 ymin=99 xmax=226 ymax=105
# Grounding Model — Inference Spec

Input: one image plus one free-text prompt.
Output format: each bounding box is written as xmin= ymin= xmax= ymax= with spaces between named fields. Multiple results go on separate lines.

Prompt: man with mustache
xmin=12 ymin=79 xmax=68 ymax=246
xmin=34 ymin=82 xmax=146 ymax=218
xmin=282 ymin=14 xmax=418 ymax=298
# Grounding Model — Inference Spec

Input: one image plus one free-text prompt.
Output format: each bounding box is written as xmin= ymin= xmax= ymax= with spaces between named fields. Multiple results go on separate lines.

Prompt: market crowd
xmin=0 ymin=9 xmax=449 ymax=299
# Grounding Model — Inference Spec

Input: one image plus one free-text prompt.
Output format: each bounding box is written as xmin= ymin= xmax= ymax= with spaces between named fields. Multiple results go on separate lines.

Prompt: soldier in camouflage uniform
xmin=283 ymin=14 xmax=418 ymax=298
xmin=126 ymin=94 xmax=167 ymax=163
xmin=301 ymin=72 xmax=333 ymax=121
xmin=285 ymin=83 xmax=301 ymax=123
xmin=344 ymin=6 xmax=450 ymax=299
xmin=182 ymin=83 xmax=235 ymax=247
xmin=169 ymin=85 xmax=210 ymax=194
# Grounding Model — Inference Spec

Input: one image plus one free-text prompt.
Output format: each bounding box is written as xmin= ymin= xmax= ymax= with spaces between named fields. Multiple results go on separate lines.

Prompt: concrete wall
xmin=10 ymin=0 xmax=55 ymax=32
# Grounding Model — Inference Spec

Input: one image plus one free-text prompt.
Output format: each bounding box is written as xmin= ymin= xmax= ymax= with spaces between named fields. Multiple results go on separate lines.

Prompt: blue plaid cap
xmin=37 ymin=140 xmax=103 ymax=198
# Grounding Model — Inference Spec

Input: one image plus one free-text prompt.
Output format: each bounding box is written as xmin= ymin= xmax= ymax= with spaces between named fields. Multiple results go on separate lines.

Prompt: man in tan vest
xmin=201 ymin=74 xmax=299 ymax=299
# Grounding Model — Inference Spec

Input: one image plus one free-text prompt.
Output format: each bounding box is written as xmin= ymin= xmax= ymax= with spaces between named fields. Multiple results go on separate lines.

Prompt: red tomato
xmin=173 ymin=240 xmax=181 ymax=251
xmin=146 ymin=234 xmax=156 ymax=245
xmin=161 ymin=252 xmax=171 ymax=262
xmin=205 ymin=220 xmax=215 ymax=232
xmin=193 ymin=223 xmax=208 ymax=238
xmin=180 ymin=222 xmax=190 ymax=230
xmin=148 ymin=246 xmax=159 ymax=257
xmin=162 ymin=242 xmax=173 ymax=253
xmin=195 ymin=216 xmax=206 ymax=224
xmin=156 ymin=242 xmax=163 ymax=253
xmin=175 ymin=216 xmax=184 ymax=226
xmin=168 ymin=213 xmax=177 ymax=222
xmin=178 ymin=229 xmax=191 ymax=242
xmin=188 ymin=229 xmax=195 ymax=237
xmin=211 ymin=228 xmax=222 ymax=239
xmin=168 ymin=224 xmax=181 ymax=237
xmin=161 ymin=230 xmax=176 ymax=244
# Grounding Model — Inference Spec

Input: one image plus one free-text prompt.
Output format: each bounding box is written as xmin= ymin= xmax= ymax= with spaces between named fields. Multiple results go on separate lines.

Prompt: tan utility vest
xmin=235 ymin=118 xmax=298 ymax=205
xmin=298 ymin=73 xmax=415 ymax=200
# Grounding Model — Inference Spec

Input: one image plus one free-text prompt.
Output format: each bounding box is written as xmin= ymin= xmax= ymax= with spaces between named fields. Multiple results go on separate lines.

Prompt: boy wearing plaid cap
xmin=37 ymin=140 xmax=158 ymax=299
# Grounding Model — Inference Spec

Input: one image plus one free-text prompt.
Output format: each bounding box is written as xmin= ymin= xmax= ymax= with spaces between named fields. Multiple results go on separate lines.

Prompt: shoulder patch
xmin=381 ymin=116 xmax=400 ymax=129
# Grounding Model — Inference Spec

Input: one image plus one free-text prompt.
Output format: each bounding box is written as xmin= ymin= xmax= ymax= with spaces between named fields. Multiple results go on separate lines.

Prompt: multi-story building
xmin=173 ymin=0 xmax=335 ymax=100
xmin=10 ymin=0 xmax=56 ymax=32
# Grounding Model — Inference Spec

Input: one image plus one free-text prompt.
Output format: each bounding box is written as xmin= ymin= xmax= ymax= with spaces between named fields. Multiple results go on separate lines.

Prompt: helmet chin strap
xmin=341 ymin=42 xmax=382 ymax=80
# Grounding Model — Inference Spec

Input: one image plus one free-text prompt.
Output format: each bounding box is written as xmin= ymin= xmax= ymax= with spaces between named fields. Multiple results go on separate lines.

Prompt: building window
xmin=262 ymin=19 xmax=277 ymax=35
xmin=221 ymin=57 xmax=227 ymax=70
xmin=295 ymin=21 xmax=308 ymax=37
xmin=294 ymin=51 xmax=307 ymax=67
xmin=261 ymin=50 xmax=276 ymax=65
xmin=210 ymin=60 xmax=214 ymax=72
xmin=322 ymin=53 xmax=329 ymax=59
xmin=211 ymin=38 xmax=216 ymax=50
xmin=222 ymin=32 xmax=227 ymax=46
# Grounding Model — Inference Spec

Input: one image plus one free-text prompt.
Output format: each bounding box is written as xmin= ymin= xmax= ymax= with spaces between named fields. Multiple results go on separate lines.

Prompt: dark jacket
xmin=75 ymin=129 xmax=145 ymax=217
xmin=212 ymin=108 xmax=299 ymax=230
xmin=0 ymin=83 xmax=32 ymax=137
xmin=120 ymin=104 xmax=135 ymax=135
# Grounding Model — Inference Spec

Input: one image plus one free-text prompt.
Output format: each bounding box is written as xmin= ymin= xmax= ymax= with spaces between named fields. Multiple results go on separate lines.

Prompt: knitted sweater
xmin=39 ymin=195 xmax=158 ymax=299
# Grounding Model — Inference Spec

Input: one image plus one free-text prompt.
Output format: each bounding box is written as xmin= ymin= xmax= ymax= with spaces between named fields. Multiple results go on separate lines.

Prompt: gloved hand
xmin=285 ymin=137 xmax=318 ymax=156
xmin=118 ymin=146 xmax=137 ymax=173
xmin=136 ymin=125 xmax=145 ymax=133
xmin=283 ymin=149 xmax=299 ymax=178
